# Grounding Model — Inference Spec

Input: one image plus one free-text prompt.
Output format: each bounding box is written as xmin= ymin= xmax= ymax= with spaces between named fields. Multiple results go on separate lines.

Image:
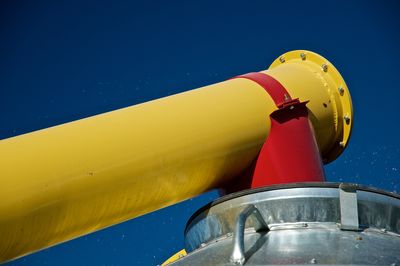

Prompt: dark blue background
xmin=1 ymin=1 xmax=399 ymax=265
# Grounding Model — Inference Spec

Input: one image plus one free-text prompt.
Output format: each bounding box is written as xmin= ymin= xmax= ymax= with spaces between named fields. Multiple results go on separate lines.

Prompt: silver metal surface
xmin=231 ymin=205 xmax=269 ymax=265
xmin=339 ymin=183 xmax=359 ymax=230
xmin=184 ymin=183 xmax=400 ymax=252
xmin=171 ymin=183 xmax=400 ymax=265
xmin=172 ymin=226 xmax=400 ymax=265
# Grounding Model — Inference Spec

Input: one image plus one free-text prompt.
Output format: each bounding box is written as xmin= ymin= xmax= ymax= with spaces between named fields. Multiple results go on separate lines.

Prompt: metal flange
xmin=269 ymin=50 xmax=353 ymax=163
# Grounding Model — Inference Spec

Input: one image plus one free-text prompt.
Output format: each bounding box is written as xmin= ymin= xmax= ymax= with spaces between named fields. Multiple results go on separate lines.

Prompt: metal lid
xmin=171 ymin=183 xmax=400 ymax=265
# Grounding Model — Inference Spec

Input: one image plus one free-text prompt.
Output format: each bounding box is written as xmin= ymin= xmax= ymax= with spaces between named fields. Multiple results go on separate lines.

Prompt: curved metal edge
xmin=185 ymin=182 xmax=400 ymax=235
xmin=269 ymin=50 xmax=354 ymax=163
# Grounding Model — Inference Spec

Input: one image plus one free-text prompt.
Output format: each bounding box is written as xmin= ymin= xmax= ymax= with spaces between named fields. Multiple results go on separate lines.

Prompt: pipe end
xmin=269 ymin=50 xmax=353 ymax=163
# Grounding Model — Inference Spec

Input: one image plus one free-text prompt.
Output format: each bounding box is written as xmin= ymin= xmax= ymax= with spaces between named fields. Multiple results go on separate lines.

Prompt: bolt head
xmin=322 ymin=63 xmax=328 ymax=72
xmin=343 ymin=114 xmax=351 ymax=124
xmin=279 ymin=56 xmax=285 ymax=63
xmin=339 ymin=141 xmax=346 ymax=148
xmin=338 ymin=87 xmax=345 ymax=95
xmin=300 ymin=52 xmax=306 ymax=60
xmin=284 ymin=93 xmax=290 ymax=101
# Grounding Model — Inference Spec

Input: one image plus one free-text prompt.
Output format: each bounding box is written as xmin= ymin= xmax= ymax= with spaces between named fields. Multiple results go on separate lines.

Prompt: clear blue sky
xmin=1 ymin=1 xmax=399 ymax=265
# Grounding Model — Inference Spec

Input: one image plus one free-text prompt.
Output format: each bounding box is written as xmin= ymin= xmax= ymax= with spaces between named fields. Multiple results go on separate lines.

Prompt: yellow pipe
xmin=0 ymin=50 xmax=352 ymax=263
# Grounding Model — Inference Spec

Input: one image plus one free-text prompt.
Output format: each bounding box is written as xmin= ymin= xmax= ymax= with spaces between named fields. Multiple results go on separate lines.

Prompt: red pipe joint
xmin=233 ymin=73 xmax=325 ymax=188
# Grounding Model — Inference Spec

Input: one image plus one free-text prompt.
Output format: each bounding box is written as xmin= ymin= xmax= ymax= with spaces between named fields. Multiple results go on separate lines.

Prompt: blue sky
xmin=1 ymin=0 xmax=399 ymax=265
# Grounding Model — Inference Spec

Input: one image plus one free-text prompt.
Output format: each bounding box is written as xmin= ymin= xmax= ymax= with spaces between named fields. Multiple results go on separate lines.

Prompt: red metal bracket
xmin=234 ymin=72 xmax=295 ymax=108
xmin=232 ymin=73 xmax=325 ymax=188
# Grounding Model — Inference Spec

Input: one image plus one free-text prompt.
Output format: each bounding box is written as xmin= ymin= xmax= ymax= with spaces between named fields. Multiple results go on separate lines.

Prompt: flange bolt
xmin=343 ymin=114 xmax=351 ymax=124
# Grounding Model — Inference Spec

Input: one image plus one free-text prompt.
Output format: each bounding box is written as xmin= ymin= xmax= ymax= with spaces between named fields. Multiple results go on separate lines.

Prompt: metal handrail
xmin=230 ymin=204 xmax=269 ymax=265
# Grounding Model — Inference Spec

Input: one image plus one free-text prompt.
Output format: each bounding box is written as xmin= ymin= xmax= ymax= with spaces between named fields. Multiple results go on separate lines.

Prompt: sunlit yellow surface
xmin=268 ymin=50 xmax=353 ymax=161
xmin=161 ymin=249 xmax=187 ymax=265
xmin=0 ymin=50 xmax=352 ymax=263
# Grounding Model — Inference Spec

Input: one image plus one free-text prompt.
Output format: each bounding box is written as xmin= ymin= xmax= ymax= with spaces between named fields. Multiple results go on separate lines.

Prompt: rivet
xmin=356 ymin=236 xmax=363 ymax=241
xmin=310 ymin=258 xmax=317 ymax=264
xmin=284 ymin=93 xmax=290 ymax=101
xmin=300 ymin=52 xmax=306 ymax=60
xmin=338 ymin=87 xmax=345 ymax=95
xmin=279 ymin=56 xmax=285 ymax=63
xmin=322 ymin=63 xmax=328 ymax=72
xmin=381 ymin=228 xmax=387 ymax=233
xmin=302 ymin=223 xmax=308 ymax=228
xmin=343 ymin=115 xmax=351 ymax=124
xmin=200 ymin=243 xmax=206 ymax=247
